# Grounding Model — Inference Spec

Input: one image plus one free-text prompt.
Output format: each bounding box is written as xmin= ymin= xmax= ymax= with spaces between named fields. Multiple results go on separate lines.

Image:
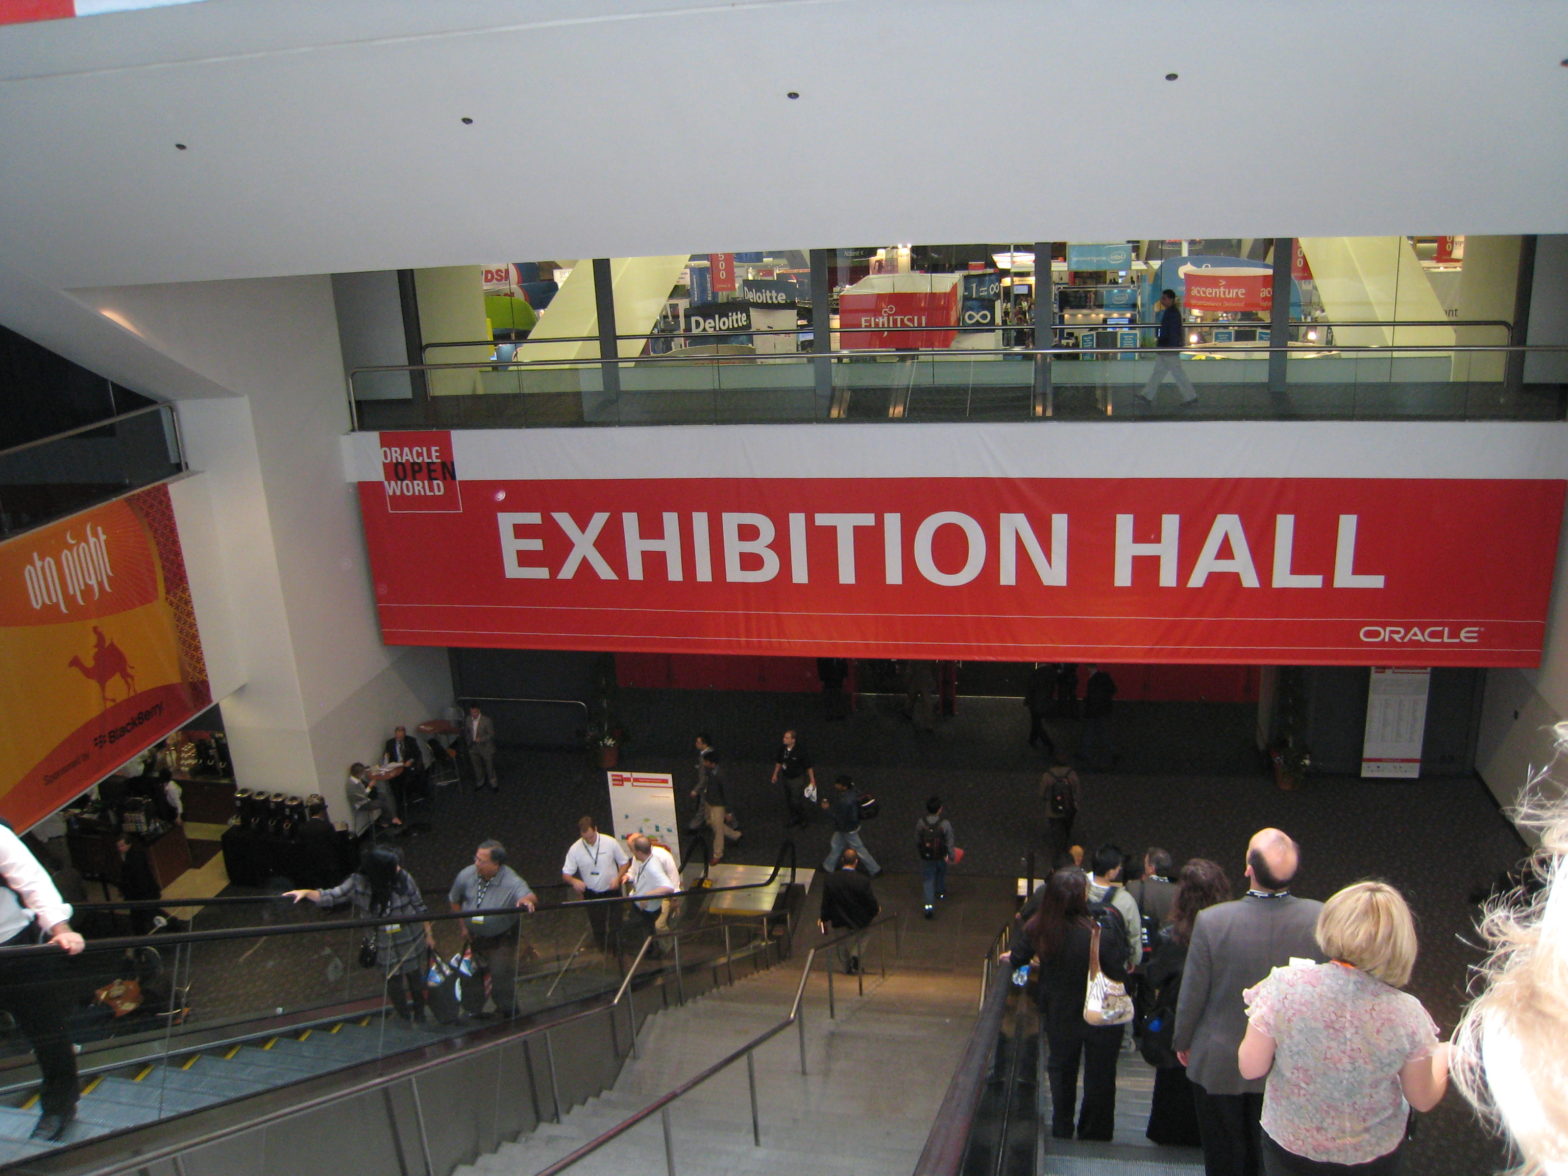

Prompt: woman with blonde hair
xmin=1236 ymin=880 xmax=1450 ymax=1174
xmin=1451 ymin=782 xmax=1568 ymax=1176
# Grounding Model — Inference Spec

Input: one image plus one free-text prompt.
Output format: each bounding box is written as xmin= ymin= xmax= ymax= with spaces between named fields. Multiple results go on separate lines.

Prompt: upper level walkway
xmin=349 ymin=336 xmax=1565 ymax=432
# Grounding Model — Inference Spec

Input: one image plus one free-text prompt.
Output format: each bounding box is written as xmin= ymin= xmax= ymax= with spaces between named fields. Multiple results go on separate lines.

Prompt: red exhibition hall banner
xmin=357 ymin=471 xmax=1565 ymax=667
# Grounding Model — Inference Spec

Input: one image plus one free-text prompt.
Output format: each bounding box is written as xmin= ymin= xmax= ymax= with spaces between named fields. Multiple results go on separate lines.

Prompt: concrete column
xmin=68 ymin=276 xmax=455 ymax=820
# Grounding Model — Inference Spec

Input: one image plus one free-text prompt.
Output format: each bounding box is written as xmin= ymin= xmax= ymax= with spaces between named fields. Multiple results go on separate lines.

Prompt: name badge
xmin=385 ymin=924 xmax=402 ymax=933
xmin=471 ymin=915 xmax=486 ymax=925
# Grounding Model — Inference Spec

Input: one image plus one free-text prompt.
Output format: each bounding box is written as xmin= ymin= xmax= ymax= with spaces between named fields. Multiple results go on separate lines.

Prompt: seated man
xmin=381 ymin=725 xmax=424 ymax=814
xmin=346 ymin=763 xmax=400 ymax=839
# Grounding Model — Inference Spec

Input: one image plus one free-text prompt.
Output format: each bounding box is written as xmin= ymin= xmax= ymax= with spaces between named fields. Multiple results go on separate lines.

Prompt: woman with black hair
xmin=285 ymin=845 xmax=435 ymax=1024
xmin=1143 ymin=857 xmax=1233 ymax=1146
xmin=1002 ymin=867 xmax=1130 ymax=1141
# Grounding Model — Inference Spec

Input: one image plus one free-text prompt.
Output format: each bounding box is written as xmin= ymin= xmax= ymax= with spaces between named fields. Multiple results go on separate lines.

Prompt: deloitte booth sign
xmin=684 ymin=302 xmax=754 ymax=344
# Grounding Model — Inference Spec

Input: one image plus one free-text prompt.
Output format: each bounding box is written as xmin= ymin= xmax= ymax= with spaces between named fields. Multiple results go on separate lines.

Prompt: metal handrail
xmin=56 ymin=904 xmax=786 ymax=1176
xmin=0 ymin=402 xmax=177 ymax=460
xmin=355 ymin=338 xmax=1567 ymax=381
xmin=533 ymin=910 xmax=902 ymax=1176
xmin=912 ymin=929 xmax=1018 ymax=1176
xmin=0 ymin=837 xmax=799 ymax=960
xmin=420 ymin=318 xmax=1515 ymax=354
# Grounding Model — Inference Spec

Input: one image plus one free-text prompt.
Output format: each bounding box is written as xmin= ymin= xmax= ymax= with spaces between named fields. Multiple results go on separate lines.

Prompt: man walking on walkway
xmin=1140 ymin=288 xmax=1199 ymax=407
xmin=822 ymin=774 xmax=880 ymax=876
xmin=561 ymin=816 xmax=627 ymax=953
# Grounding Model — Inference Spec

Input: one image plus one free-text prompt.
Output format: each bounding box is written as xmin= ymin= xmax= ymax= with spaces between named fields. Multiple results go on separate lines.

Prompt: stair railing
xmin=531 ymin=910 xmax=902 ymax=1176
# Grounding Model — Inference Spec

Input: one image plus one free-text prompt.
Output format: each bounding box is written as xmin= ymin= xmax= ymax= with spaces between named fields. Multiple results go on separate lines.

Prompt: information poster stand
xmin=1360 ymin=668 xmax=1431 ymax=778
xmin=607 ymin=770 xmax=681 ymax=861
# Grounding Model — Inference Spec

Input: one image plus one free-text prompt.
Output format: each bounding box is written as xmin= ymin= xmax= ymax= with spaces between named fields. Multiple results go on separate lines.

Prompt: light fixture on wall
xmin=992 ymin=251 xmax=1035 ymax=271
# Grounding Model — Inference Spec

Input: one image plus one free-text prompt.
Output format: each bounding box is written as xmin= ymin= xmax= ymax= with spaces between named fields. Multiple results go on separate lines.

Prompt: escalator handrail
xmin=911 ymin=930 xmax=1018 ymax=1176
xmin=48 ymin=905 xmax=790 ymax=1176
xmin=0 ymin=837 xmax=799 ymax=960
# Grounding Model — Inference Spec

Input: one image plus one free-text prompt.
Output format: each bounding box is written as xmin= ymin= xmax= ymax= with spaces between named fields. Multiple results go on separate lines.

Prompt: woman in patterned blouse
xmin=1237 ymin=881 xmax=1451 ymax=1175
xmin=285 ymin=845 xmax=437 ymax=1024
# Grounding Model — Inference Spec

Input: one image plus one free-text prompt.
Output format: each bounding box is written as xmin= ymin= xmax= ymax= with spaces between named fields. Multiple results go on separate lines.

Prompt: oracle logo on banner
xmin=839 ymin=290 xmax=959 ymax=349
xmin=1181 ymin=266 xmax=1274 ymax=313
xmin=354 ymin=471 xmax=1565 ymax=667
xmin=380 ymin=431 xmax=461 ymax=513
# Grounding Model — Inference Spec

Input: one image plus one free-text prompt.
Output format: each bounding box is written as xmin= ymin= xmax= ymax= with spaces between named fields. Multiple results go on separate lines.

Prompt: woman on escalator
xmin=284 ymin=845 xmax=436 ymax=1024
xmin=1002 ymin=867 xmax=1129 ymax=1142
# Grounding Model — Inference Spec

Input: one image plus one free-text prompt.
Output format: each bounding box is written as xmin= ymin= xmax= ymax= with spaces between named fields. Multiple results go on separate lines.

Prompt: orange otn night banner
xmin=0 ymin=484 xmax=210 ymax=830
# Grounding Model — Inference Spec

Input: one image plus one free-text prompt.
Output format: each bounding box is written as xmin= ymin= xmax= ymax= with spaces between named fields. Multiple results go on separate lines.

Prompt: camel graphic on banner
xmin=69 ymin=626 xmax=136 ymax=710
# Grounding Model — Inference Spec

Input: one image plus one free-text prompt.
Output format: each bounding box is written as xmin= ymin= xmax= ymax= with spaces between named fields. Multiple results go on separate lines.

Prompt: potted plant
xmin=586 ymin=653 xmax=625 ymax=769
xmin=1269 ymin=666 xmax=1311 ymax=790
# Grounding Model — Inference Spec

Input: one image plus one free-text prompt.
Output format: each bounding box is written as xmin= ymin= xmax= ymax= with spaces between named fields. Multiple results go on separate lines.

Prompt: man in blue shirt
xmin=1140 ymin=289 xmax=1199 ymax=407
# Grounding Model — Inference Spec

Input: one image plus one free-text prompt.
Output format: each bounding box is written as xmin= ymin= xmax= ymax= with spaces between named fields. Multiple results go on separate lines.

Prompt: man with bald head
xmin=1173 ymin=829 xmax=1325 ymax=1176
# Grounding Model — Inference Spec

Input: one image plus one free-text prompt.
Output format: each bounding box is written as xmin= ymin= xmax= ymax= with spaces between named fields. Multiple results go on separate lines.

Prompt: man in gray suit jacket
xmin=1173 ymin=828 xmax=1324 ymax=1176
xmin=464 ymin=705 xmax=499 ymax=792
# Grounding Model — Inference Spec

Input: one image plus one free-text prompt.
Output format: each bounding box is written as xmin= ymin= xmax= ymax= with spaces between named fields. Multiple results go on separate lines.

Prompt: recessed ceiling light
xmin=1164 ymin=72 xmax=1179 ymax=81
xmin=461 ymin=116 xmax=474 ymax=125
xmin=786 ymin=91 xmax=800 ymax=100
xmin=175 ymin=142 xmax=188 ymax=150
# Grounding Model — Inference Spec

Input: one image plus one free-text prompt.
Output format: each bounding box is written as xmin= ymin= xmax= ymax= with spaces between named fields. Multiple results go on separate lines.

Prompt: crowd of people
xmin=1004 ymin=821 xmax=1510 ymax=1176
xmin=9 ymin=694 xmax=1568 ymax=1176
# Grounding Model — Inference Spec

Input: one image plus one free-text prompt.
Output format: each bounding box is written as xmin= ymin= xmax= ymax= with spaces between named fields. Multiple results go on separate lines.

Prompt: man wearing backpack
xmin=821 ymin=774 xmax=880 ymax=876
xmin=915 ymin=796 xmax=955 ymax=919
xmin=1087 ymin=844 xmax=1142 ymax=973
xmin=1040 ymin=755 xmax=1081 ymax=865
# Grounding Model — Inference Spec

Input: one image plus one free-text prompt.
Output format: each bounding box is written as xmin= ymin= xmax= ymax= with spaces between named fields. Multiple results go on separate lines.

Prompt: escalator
xmin=0 ymin=854 xmax=798 ymax=1173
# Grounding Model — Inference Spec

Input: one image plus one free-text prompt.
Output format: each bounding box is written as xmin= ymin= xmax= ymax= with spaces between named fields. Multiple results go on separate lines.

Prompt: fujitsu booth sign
xmin=355 ymin=431 xmax=1565 ymax=667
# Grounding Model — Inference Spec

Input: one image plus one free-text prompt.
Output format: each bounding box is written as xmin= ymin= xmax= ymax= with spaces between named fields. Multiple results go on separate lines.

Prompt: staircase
xmin=457 ymin=960 xmax=979 ymax=1176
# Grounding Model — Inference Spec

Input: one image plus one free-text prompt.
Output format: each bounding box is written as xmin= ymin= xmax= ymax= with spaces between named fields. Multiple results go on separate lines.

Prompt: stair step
xmin=82 ymin=1076 xmax=214 ymax=1115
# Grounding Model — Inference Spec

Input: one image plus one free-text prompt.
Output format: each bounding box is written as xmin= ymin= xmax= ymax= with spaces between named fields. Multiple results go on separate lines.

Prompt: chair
xmin=425 ymin=737 xmax=459 ymax=791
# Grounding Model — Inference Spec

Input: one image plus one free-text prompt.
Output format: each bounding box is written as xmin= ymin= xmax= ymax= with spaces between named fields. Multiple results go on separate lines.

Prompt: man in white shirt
xmin=561 ymin=816 xmax=629 ymax=952
xmin=0 ymin=825 xmax=86 ymax=1141
xmin=626 ymin=836 xmax=675 ymax=957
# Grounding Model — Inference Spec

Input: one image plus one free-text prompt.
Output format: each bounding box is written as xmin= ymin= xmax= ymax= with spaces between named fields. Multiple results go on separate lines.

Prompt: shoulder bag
xmin=1083 ymin=921 xmax=1134 ymax=1027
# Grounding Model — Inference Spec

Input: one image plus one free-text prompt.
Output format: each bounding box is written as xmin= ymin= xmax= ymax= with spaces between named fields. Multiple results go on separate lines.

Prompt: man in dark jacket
xmin=695 ymin=748 xmax=741 ymax=864
xmin=1139 ymin=288 xmax=1199 ymax=406
xmin=818 ymin=847 xmax=879 ymax=974
xmin=821 ymin=774 xmax=880 ymax=875
xmin=1173 ymin=828 xmax=1324 ymax=1176
xmin=1082 ymin=665 xmax=1118 ymax=768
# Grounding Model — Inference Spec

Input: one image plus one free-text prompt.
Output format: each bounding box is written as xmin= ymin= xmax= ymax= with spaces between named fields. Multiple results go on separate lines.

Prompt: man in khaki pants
xmin=695 ymin=749 xmax=742 ymax=865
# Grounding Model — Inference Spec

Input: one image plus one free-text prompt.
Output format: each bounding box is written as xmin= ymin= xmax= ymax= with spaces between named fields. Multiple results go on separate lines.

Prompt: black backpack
xmin=916 ymin=818 xmax=948 ymax=861
xmin=1044 ymin=769 xmax=1075 ymax=818
xmin=1140 ymin=970 xmax=1183 ymax=1068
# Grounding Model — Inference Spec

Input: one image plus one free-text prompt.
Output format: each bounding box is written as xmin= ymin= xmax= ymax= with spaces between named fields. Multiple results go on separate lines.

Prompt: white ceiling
xmin=0 ymin=0 xmax=1564 ymax=294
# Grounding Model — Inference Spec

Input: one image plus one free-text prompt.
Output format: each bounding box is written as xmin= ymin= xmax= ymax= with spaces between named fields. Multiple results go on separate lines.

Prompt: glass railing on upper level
xmin=349 ymin=327 xmax=1564 ymax=431
xmin=0 ymin=405 xmax=184 ymax=540
xmin=0 ymin=853 xmax=794 ymax=1168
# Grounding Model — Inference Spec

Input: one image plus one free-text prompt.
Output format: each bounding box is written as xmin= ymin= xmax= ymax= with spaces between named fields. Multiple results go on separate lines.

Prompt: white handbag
xmin=1083 ymin=922 xmax=1135 ymax=1027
